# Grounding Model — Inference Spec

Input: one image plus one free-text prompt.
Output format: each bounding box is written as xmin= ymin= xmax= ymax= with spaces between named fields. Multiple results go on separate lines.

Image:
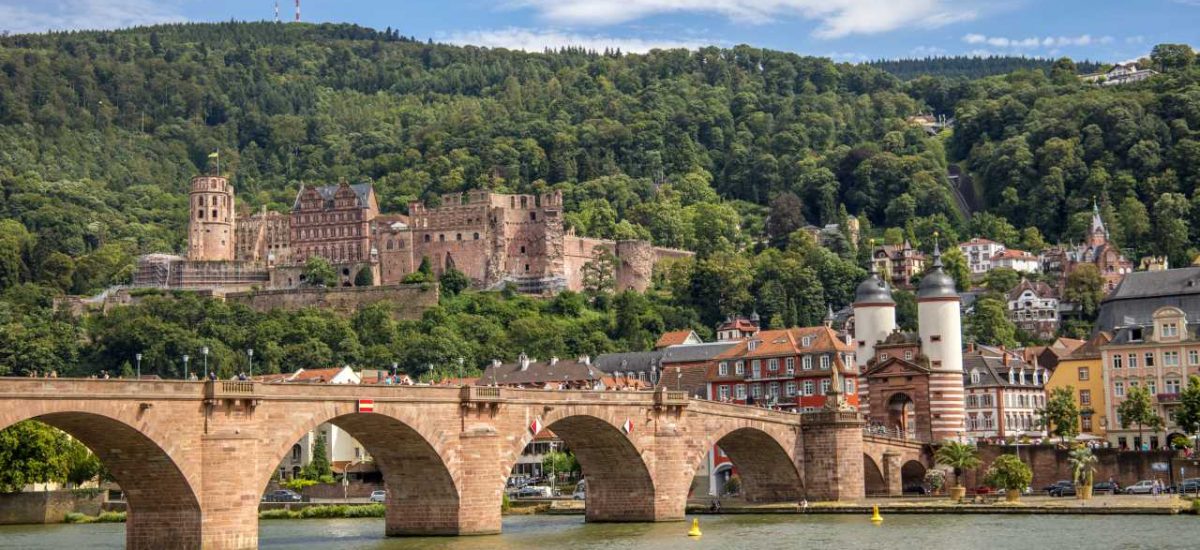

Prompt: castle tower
xmin=187 ymin=175 xmax=236 ymax=262
xmin=852 ymin=262 xmax=896 ymax=416
xmin=916 ymin=241 xmax=965 ymax=441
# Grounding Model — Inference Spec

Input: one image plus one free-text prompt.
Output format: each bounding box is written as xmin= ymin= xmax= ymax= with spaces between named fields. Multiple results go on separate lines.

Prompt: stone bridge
xmin=0 ymin=379 xmax=930 ymax=549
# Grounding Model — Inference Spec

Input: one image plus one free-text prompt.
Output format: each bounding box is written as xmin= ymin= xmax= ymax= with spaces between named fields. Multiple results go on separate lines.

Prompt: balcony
xmin=204 ymin=380 xmax=259 ymax=408
xmin=1156 ymin=393 xmax=1181 ymax=404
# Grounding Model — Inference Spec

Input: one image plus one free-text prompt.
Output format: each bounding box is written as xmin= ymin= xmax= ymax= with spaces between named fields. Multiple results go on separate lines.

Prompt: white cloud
xmin=911 ymin=45 xmax=947 ymax=56
xmin=0 ymin=0 xmax=185 ymax=34
xmin=441 ymin=27 xmax=711 ymax=53
xmin=507 ymin=0 xmax=981 ymax=39
xmin=962 ymin=33 xmax=1114 ymax=50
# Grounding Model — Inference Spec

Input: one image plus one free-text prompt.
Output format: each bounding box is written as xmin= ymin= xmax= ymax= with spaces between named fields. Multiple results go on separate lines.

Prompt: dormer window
xmin=970 ymin=370 xmax=980 ymax=384
xmin=1162 ymin=322 xmax=1179 ymax=338
xmin=801 ymin=336 xmax=812 ymax=347
xmin=748 ymin=340 xmax=759 ymax=351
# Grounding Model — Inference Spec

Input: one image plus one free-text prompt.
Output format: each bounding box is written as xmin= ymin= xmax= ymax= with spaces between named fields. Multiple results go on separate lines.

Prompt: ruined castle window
xmin=387 ymin=240 xmax=394 ymax=251
xmin=473 ymin=233 xmax=479 ymax=240
xmin=424 ymin=234 xmax=431 ymax=243
xmin=198 ymin=196 xmax=206 ymax=206
xmin=197 ymin=209 xmax=204 ymax=219
xmin=456 ymin=233 xmax=462 ymax=241
xmin=520 ymin=246 xmax=526 ymax=254
xmin=212 ymin=209 xmax=218 ymax=219
xmin=530 ymin=212 xmax=537 ymax=221
xmin=439 ymin=234 xmax=445 ymax=242
xmin=524 ymin=264 xmax=530 ymax=272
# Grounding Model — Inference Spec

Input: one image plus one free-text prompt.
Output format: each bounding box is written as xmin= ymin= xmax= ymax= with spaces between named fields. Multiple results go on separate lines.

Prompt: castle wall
xmin=225 ymin=284 xmax=438 ymax=320
xmin=562 ymin=235 xmax=612 ymax=292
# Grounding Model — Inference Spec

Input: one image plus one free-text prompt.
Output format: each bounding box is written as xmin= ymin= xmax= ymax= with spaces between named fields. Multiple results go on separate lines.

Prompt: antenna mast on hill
xmin=274 ymin=1 xmax=280 ymax=23
xmin=295 ymin=0 xmax=301 ymax=22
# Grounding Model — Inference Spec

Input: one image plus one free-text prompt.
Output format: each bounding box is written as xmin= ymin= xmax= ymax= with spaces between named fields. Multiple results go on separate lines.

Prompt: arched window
xmin=211 ymin=209 xmax=217 ymax=219
xmin=520 ymin=245 xmax=526 ymax=254
xmin=473 ymin=232 xmax=479 ymax=240
xmin=197 ymin=209 xmax=204 ymax=219
xmin=198 ymin=196 xmax=206 ymax=207
xmin=387 ymin=240 xmax=394 ymax=251
xmin=424 ymin=234 xmax=431 ymax=243
xmin=529 ymin=212 xmax=537 ymax=221
xmin=456 ymin=233 xmax=462 ymax=241
xmin=439 ymin=234 xmax=445 ymax=242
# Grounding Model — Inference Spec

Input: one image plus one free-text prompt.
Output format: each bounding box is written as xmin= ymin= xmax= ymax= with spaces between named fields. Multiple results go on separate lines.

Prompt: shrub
xmin=502 ymin=492 xmax=511 ymax=512
xmin=95 ymin=511 xmax=126 ymax=523
xmin=64 ymin=512 xmax=93 ymax=524
xmin=343 ymin=504 xmax=385 ymax=518
xmin=722 ymin=476 xmax=742 ymax=496
xmin=280 ymin=478 xmax=317 ymax=492
xmin=1193 ymin=498 xmax=1200 ymax=513
xmin=299 ymin=505 xmax=348 ymax=518
xmin=983 ymin=454 xmax=1032 ymax=493
xmin=259 ymin=508 xmax=297 ymax=520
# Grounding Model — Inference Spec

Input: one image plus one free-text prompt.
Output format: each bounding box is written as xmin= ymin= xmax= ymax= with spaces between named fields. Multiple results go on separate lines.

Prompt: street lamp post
xmin=202 ymin=346 xmax=209 ymax=379
xmin=457 ymin=357 xmax=464 ymax=384
xmin=183 ymin=354 xmax=190 ymax=380
xmin=135 ymin=353 xmax=142 ymax=380
xmin=247 ymin=349 xmax=254 ymax=377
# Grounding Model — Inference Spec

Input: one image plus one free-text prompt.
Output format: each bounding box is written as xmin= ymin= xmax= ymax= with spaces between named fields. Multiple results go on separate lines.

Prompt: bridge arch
xmin=691 ymin=425 xmax=803 ymax=503
xmin=501 ymin=410 xmax=656 ymax=523
xmin=257 ymin=405 xmax=462 ymax=535
xmin=0 ymin=410 xmax=202 ymax=550
xmin=901 ymin=459 xmax=927 ymax=489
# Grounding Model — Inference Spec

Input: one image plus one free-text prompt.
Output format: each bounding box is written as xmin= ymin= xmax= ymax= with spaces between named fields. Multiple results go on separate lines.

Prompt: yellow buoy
xmin=687 ymin=518 xmax=702 ymax=537
xmin=871 ymin=505 xmax=883 ymax=523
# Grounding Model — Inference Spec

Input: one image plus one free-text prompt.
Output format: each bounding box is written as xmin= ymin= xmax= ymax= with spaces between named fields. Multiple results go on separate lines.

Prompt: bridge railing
xmin=863 ymin=425 xmax=923 ymax=442
xmin=205 ymin=380 xmax=259 ymax=407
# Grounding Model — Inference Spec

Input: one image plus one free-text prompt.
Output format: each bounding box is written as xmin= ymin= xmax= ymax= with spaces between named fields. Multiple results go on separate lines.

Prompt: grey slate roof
xmin=1096 ymin=267 xmax=1200 ymax=331
xmin=480 ymin=357 xmax=605 ymax=386
xmin=963 ymin=348 xmax=1043 ymax=389
xmin=593 ymin=350 xmax=666 ymax=374
xmin=293 ymin=183 xmax=374 ymax=210
xmin=659 ymin=342 xmax=738 ymax=364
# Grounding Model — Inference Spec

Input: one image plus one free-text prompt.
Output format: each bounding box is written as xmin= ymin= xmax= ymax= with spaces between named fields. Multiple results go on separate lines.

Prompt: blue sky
xmin=1 ymin=1 xmax=1196 ymax=62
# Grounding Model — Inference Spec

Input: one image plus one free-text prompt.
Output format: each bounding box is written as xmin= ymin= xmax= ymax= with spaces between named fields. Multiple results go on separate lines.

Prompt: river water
xmin=1 ymin=514 xmax=1195 ymax=549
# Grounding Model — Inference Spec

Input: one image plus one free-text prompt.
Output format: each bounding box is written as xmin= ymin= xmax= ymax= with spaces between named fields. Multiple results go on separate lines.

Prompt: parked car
xmin=974 ymin=485 xmax=995 ymax=495
xmin=1051 ymin=480 xmax=1080 ymax=499
xmin=1175 ymin=478 xmax=1200 ymax=495
xmin=572 ymin=480 xmax=587 ymax=500
xmin=369 ymin=490 xmax=387 ymax=503
xmin=263 ymin=489 xmax=303 ymax=502
xmin=903 ymin=485 xmax=927 ymax=495
xmin=1126 ymin=480 xmax=1157 ymax=494
xmin=1092 ymin=481 xmax=1119 ymax=495
xmin=512 ymin=485 xmax=553 ymax=498
xmin=1044 ymin=480 xmax=1073 ymax=496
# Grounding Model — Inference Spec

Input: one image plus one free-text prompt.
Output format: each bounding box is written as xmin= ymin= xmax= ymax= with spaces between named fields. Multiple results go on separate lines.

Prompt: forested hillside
xmin=0 ymin=22 xmax=1197 ymax=378
xmin=868 ymin=55 xmax=1103 ymax=81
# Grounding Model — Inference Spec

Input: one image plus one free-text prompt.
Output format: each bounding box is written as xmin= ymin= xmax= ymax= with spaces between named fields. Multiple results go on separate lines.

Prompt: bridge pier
xmin=199 ymin=433 xmax=261 ymax=550
xmin=882 ymin=451 xmax=903 ymax=496
xmin=801 ymin=411 xmax=866 ymax=501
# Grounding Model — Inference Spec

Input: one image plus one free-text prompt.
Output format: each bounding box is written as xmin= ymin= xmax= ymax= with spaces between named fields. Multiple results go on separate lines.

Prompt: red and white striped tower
xmin=852 ymin=262 xmax=896 ymax=416
xmin=916 ymin=241 xmax=966 ymax=442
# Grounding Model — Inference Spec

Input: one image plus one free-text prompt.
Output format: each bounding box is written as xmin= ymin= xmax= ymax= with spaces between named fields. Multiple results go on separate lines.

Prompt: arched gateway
xmin=0 ymin=379 xmax=926 ymax=549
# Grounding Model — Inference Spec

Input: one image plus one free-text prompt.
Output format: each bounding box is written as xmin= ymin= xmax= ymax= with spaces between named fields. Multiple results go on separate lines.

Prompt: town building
xmin=716 ymin=315 xmax=760 ymax=341
xmin=962 ymin=345 xmax=1048 ymax=442
xmin=654 ymin=329 xmax=702 ymax=349
xmin=1023 ymin=336 xmax=1086 ymax=373
xmin=1080 ymin=63 xmax=1159 ymax=86
xmin=1101 ymin=306 xmax=1200 ymax=450
xmin=991 ymin=249 xmax=1040 ymax=274
xmin=871 ymin=241 xmax=926 ymax=289
xmin=959 ymin=238 xmax=1006 ymax=275
xmin=1042 ymin=202 xmax=1133 ymax=294
xmin=1006 ymin=279 xmax=1060 ymax=340
xmin=1044 ymin=332 xmax=1111 ymax=439
xmin=1095 ymin=267 xmax=1200 ymax=333
xmin=479 ymin=354 xmax=608 ymax=389
xmin=855 ymin=245 xmax=967 ymax=442
xmin=704 ymin=326 xmax=856 ymax=411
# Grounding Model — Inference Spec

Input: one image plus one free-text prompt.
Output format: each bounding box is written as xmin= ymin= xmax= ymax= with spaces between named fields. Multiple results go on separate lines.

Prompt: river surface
xmin=1 ymin=514 xmax=1196 ymax=549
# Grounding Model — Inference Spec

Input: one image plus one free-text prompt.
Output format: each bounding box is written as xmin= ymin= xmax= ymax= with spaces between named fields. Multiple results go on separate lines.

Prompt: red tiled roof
xmin=993 ymin=248 xmax=1036 ymax=260
xmin=291 ymin=368 xmax=350 ymax=382
xmin=716 ymin=319 xmax=758 ymax=332
xmin=655 ymin=330 xmax=698 ymax=349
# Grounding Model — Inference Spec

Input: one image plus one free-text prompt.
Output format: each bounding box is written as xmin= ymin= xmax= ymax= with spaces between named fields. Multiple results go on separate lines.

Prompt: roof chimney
xmin=550 ymin=356 xmax=559 ymax=366
xmin=518 ymin=353 xmax=530 ymax=371
xmin=578 ymin=355 xmax=591 ymax=365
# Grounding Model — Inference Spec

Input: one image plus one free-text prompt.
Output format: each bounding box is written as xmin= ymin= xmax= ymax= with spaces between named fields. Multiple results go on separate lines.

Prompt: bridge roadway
xmin=0 ymin=378 xmax=927 ymax=549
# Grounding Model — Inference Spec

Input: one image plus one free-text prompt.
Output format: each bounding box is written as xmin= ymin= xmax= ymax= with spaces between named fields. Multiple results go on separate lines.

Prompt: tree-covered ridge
xmin=868 ymin=55 xmax=1103 ymax=81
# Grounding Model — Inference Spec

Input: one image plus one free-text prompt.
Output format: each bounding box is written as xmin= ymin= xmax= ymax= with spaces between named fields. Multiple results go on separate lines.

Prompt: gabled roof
xmin=960 ymin=237 xmax=1001 ymax=247
xmin=655 ymin=329 xmax=701 ymax=349
xmin=1062 ymin=332 xmax=1111 ymax=361
xmin=293 ymin=182 xmax=374 ymax=210
xmin=660 ymin=342 xmax=738 ymax=364
xmin=593 ymin=350 xmax=665 ymax=374
xmin=863 ymin=355 xmax=930 ymax=377
xmin=963 ymin=348 xmax=1043 ymax=389
xmin=993 ymin=248 xmax=1037 ymax=261
xmin=1007 ymin=279 xmax=1057 ymax=301
xmin=481 ymin=356 xmax=604 ymax=386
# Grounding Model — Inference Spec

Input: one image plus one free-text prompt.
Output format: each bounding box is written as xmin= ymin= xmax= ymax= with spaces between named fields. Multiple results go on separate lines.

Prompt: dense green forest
xmin=0 ymin=22 xmax=1198 ymax=379
xmin=867 ymin=55 xmax=1102 ymax=81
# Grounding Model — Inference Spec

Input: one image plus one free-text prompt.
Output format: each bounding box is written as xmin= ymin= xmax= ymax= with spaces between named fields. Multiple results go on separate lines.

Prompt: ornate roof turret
xmin=917 ymin=239 xmax=958 ymax=300
xmin=854 ymin=261 xmax=895 ymax=305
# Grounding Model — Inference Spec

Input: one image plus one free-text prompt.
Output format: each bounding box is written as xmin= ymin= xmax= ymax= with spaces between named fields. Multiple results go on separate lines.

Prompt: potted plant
xmin=934 ymin=441 xmax=981 ymax=501
xmin=983 ymin=454 xmax=1032 ymax=503
xmin=1068 ymin=445 xmax=1097 ymax=500
xmin=924 ymin=467 xmax=947 ymax=495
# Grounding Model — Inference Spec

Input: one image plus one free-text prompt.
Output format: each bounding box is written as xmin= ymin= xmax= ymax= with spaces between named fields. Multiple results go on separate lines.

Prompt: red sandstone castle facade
xmin=138 ymin=174 xmax=688 ymax=293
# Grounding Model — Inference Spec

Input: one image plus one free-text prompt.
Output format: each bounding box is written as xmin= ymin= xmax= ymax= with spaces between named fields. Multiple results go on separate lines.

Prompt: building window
xmin=1144 ymin=352 xmax=1155 ymax=367
xmin=1163 ymin=351 xmax=1180 ymax=366
xmin=751 ymin=360 xmax=761 ymax=378
xmin=750 ymin=384 xmax=762 ymax=398
xmin=845 ymin=378 xmax=854 ymax=394
xmin=1078 ymin=367 xmax=1090 ymax=381
xmin=904 ymin=350 xmax=913 ymax=360
xmin=802 ymin=380 xmax=814 ymax=396
xmin=735 ymin=361 xmax=744 ymax=375
xmin=735 ymin=384 xmax=746 ymax=399
xmin=1081 ymin=416 xmax=1093 ymax=432
xmin=748 ymin=340 xmax=759 ymax=351
xmin=768 ymin=382 xmax=780 ymax=398
xmin=768 ymin=358 xmax=779 ymax=372
xmin=1147 ymin=380 xmax=1157 ymax=394
xmin=718 ymin=362 xmax=728 ymax=376
xmin=1128 ymin=354 xmax=1138 ymax=368
xmin=802 ymin=356 xmax=812 ymax=370
xmin=786 ymin=381 xmax=797 ymax=397
xmin=1112 ymin=354 xmax=1122 ymax=369
xmin=424 ymin=234 xmax=431 ymax=243
xmin=785 ymin=357 xmax=795 ymax=374
xmin=718 ymin=385 xmax=730 ymax=400
xmin=1166 ymin=378 xmax=1181 ymax=394
xmin=880 ymin=353 xmax=889 ymax=361
xmin=801 ymin=336 xmax=812 ymax=347
xmin=520 ymin=245 xmax=526 ymax=254
xmin=473 ymin=232 xmax=480 ymax=240
xmin=820 ymin=379 xmax=831 ymax=395
xmin=1190 ymin=350 xmax=1199 ymax=366
xmin=819 ymin=355 xmax=830 ymax=370
xmin=1079 ymin=389 xmax=1091 ymax=405
xmin=1114 ymin=381 xmax=1125 ymax=397
xmin=1162 ymin=323 xmax=1178 ymax=338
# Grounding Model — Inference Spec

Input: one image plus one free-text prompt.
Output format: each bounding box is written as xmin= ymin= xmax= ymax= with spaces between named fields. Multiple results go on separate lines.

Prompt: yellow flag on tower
xmin=208 ymin=150 xmax=219 ymax=159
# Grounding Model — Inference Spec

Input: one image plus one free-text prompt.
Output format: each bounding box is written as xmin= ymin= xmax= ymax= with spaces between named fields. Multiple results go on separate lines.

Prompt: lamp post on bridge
xmin=457 ymin=357 xmax=464 ymax=385
xmin=247 ymin=348 xmax=254 ymax=378
xmin=135 ymin=353 xmax=142 ymax=380
xmin=183 ymin=354 xmax=190 ymax=380
xmin=202 ymin=346 xmax=209 ymax=379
